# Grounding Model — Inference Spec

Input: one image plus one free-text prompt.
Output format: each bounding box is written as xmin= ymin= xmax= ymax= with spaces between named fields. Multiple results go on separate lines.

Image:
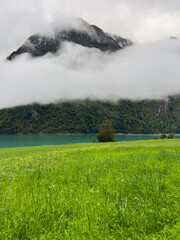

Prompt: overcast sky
xmin=1 ymin=0 xmax=180 ymax=52
xmin=1 ymin=0 xmax=180 ymax=108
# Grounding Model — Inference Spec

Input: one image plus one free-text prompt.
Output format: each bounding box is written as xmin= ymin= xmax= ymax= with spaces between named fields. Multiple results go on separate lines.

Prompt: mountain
xmin=0 ymin=97 xmax=180 ymax=134
xmin=7 ymin=18 xmax=132 ymax=60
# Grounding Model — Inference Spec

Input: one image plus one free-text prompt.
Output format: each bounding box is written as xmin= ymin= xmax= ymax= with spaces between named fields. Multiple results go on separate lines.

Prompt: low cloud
xmin=1 ymin=0 xmax=180 ymax=109
xmin=0 ymin=38 xmax=180 ymax=109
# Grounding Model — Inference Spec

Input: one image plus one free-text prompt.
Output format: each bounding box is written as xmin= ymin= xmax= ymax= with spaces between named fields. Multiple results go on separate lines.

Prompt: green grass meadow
xmin=0 ymin=140 xmax=180 ymax=239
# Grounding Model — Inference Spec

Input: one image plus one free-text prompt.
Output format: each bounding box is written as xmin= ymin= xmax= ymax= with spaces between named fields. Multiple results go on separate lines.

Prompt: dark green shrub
xmin=97 ymin=120 xmax=115 ymax=142
xmin=167 ymin=133 xmax=174 ymax=139
xmin=161 ymin=134 xmax=166 ymax=139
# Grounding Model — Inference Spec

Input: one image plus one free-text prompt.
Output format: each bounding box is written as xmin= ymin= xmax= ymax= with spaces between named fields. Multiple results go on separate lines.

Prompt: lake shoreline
xmin=0 ymin=133 xmax=180 ymax=149
xmin=3 ymin=132 xmax=165 ymax=136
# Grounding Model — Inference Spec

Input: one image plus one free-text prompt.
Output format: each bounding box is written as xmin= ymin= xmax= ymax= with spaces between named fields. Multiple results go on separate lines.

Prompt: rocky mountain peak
xmin=7 ymin=18 xmax=132 ymax=61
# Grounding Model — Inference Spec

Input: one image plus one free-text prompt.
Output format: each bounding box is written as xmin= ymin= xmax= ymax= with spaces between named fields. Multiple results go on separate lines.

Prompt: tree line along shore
xmin=0 ymin=96 xmax=180 ymax=134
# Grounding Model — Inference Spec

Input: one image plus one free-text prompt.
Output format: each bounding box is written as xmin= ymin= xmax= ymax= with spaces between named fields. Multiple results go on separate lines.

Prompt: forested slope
xmin=0 ymin=96 xmax=180 ymax=134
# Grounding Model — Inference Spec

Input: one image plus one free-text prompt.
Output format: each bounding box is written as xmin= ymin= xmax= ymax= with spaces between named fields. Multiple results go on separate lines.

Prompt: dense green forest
xmin=0 ymin=96 xmax=180 ymax=134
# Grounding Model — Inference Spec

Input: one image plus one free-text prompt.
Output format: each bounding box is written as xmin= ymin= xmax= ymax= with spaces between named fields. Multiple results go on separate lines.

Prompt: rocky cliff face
xmin=7 ymin=19 xmax=132 ymax=60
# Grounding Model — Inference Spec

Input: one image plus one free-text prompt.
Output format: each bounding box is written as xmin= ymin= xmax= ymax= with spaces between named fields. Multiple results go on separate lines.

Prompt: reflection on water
xmin=0 ymin=134 xmax=179 ymax=148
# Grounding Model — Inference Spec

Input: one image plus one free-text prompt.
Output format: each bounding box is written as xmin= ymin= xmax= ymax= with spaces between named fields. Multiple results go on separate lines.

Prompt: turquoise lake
xmin=0 ymin=134 xmax=179 ymax=148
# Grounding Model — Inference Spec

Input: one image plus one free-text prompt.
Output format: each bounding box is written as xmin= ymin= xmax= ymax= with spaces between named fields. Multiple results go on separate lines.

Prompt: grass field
xmin=0 ymin=140 xmax=180 ymax=239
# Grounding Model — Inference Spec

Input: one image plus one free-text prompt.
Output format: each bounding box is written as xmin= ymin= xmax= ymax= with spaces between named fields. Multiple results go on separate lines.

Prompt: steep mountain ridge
xmin=7 ymin=18 xmax=132 ymax=60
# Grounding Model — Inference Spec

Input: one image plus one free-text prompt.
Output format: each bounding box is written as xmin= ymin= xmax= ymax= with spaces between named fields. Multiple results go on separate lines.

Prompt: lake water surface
xmin=0 ymin=134 xmax=179 ymax=148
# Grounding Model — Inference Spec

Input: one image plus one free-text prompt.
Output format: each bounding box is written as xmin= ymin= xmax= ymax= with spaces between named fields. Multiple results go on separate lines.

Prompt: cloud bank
xmin=1 ymin=38 xmax=180 ymax=109
xmin=1 ymin=0 xmax=180 ymax=109
xmin=1 ymin=0 xmax=180 ymax=50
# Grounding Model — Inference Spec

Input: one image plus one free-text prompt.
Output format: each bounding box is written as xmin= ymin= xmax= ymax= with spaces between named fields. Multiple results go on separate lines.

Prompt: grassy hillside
xmin=0 ymin=140 xmax=179 ymax=239
xmin=1 ymin=96 xmax=180 ymax=134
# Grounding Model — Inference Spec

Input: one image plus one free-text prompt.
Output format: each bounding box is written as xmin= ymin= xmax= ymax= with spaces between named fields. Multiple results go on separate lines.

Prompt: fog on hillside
xmin=0 ymin=38 xmax=180 ymax=109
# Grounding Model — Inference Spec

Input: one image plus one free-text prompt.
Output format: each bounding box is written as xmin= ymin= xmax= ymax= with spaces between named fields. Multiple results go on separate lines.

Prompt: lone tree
xmin=161 ymin=134 xmax=166 ymax=140
xmin=97 ymin=120 xmax=115 ymax=142
xmin=167 ymin=133 xmax=174 ymax=139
